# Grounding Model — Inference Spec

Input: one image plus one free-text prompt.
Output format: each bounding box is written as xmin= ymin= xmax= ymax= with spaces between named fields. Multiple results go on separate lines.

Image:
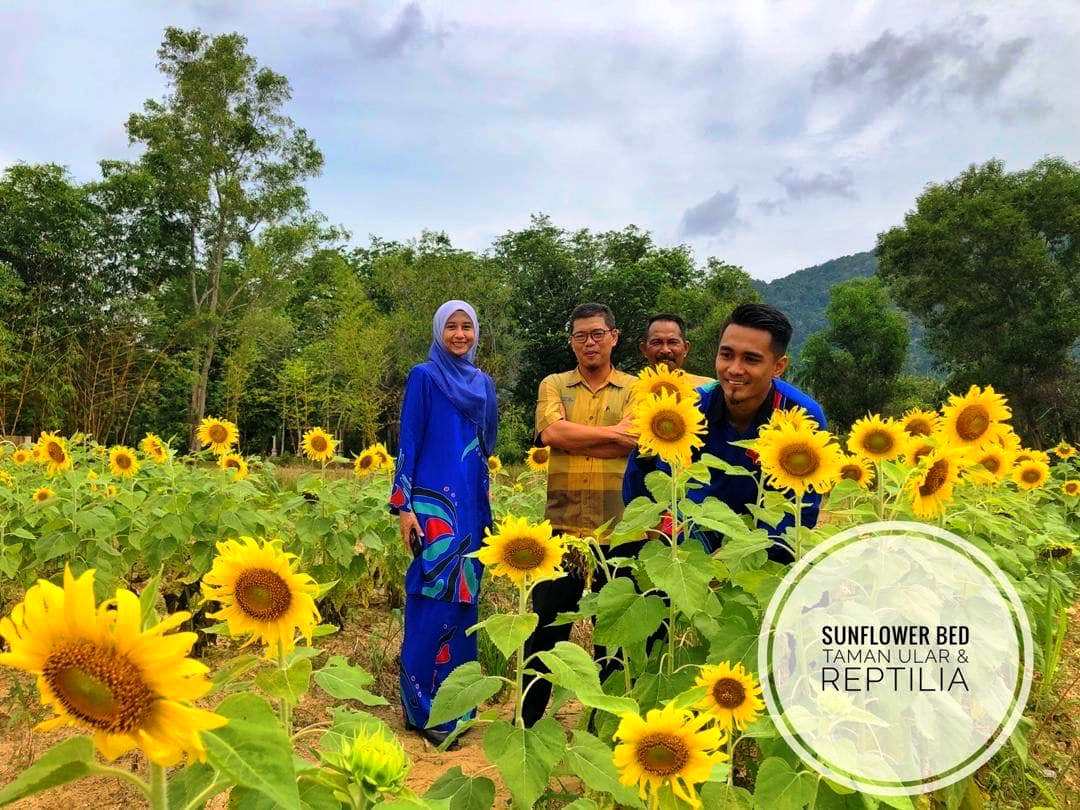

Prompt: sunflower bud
xmin=320 ymin=727 xmax=412 ymax=807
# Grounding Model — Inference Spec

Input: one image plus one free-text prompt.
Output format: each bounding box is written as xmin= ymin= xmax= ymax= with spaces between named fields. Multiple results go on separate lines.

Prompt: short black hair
xmin=644 ymin=313 xmax=688 ymax=341
xmin=569 ymin=302 xmax=615 ymax=330
xmin=720 ymin=303 xmax=793 ymax=355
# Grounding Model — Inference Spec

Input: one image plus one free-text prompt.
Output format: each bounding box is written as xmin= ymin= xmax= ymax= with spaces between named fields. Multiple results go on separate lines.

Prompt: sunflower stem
xmin=148 ymin=762 xmax=168 ymax=810
xmin=727 ymin=730 xmax=737 ymax=786
xmin=793 ymin=495 xmax=803 ymax=560
xmin=514 ymin=583 xmax=528 ymax=728
xmin=277 ymin=640 xmax=293 ymax=734
xmin=875 ymin=462 xmax=885 ymax=520
xmin=667 ymin=457 xmax=681 ymax=676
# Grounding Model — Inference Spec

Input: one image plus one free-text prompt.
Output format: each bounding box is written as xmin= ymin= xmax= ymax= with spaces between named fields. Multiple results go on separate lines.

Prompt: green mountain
xmin=754 ymin=250 xmax=934 ymax=374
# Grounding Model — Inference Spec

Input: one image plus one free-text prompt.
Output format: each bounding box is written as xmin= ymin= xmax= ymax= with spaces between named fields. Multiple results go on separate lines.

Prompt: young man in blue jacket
xmin=623 ymin=302 xmax=825 ymax=563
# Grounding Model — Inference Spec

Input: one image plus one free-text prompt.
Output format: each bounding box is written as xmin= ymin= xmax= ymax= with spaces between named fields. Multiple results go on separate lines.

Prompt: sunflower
xmin=1041 ymin=541 xmax=1077 ymax=560
xmin=634 ymin=364 xmax=698 ymax=403
xmin=763 ymin=406 xmax=815 ymax=433
xmin=476 ymin=515 xmax=565 ymax=587
xmin=32 ymin=486 xmax=54 ymax=504
xmin=201 ymin=536 xmax=320 ymax=654
xmin=967 ymin=446 xmax=1012 ymax=483
xmin=139 ymin=433 xmax=169 ymax=463
xmin=901 ymin=408 xmax=939 ymax=438
xmin=197 ymin=417 xmax=239 ymax=456
xmin=1014 ymin=448 xmax=1050 ymax=466
xmin=937 ymin=385 xmax=1010 ymax=449
xmin=12 ymin=448 xmax=32 ymax=465
xmin=0 ymin=470 xmax=12 ymax=487
xmin=753 ymin=425 xmax=843 ymax=495
xmin=837 ymin=454 xmax=874 ymax=488
xmin=1062 ymin=480 xmax=1080 ymax=498
xmin=35 ymin=431 xmax=72 ymax=475
xmin=1013 ymin=460 xmax=1050 ymax=491
xmin=109 ymin=446 xmax=140 ymax=479
xmin=526 ymin=446 xmax=551 ymax=472
xmin=218 ymin=452 xmax=249 ymax=481
xmin=104 ymin=484 xmax=118 ymax=499
xmin=906 ymin=448 xmax=964 ymax=518
xmin=0 ymin=567 xmax=226 ymax=765
xmin=613 ymin=703 xmax=726 ymax=810
xmin=694 ymin=661 xmax=765 ymax=732
xmin=848 ymin=415 xmax=906 ymax=462
xmin=301 ymin=427 xmax=337 ymax=464
xmin=632 ymin=391 xmax=707 ymax=467
xmin=905 ymin=437 xmax=937 ymax=467
xmin=487 ymin=455 xmax=503 ymax=476
xmin=354 ymin=449 xmax=378 ymax=478
xmin=370 ymin=442 xmax=392 ymax=469
xmin=1052 ymin=441 xmax=1077 ymax=460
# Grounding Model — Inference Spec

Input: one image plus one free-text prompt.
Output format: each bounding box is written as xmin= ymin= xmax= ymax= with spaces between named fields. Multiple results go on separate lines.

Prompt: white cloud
xmin=1 ymin=1 xmax=1078 ymax=279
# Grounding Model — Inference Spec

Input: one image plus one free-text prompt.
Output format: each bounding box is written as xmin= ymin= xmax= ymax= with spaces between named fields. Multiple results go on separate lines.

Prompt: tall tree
xmin=795 ymin=277 xmax=909 ymax=431
xmin=124 ymin=27 xmax=324 ymax=448
xmin=877 ymin=157 xmax=1080 ymax=441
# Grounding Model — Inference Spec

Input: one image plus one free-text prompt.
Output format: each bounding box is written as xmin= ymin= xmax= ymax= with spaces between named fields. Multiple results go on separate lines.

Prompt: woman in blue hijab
xmin=390 ymin=300 xmax=498 ymax=745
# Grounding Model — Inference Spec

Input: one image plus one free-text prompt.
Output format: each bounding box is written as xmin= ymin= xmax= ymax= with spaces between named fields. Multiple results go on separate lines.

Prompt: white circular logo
xmin=758 ymin=521 xmax=1033 ymax=795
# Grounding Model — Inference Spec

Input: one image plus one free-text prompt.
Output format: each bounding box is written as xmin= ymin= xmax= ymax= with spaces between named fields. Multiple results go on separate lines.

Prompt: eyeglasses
xmin=570 ymin=328 xmax=615 ymax=344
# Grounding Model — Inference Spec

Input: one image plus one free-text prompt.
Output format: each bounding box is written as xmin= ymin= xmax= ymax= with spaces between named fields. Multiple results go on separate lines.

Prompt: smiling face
xmin=641 ymin=320 xmax=690 ymax=369
xmin=570 ymin=315 xmax=619 ymax=372
xmin=715 ymin=323 xmax=788 ymax=410
xmin=442 ymin=309 xmax=476 ymax=358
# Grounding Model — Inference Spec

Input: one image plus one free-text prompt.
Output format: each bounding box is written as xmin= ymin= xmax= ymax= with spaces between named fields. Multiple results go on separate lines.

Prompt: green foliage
xmin=795 ymin=277 xmax=909 ymax=430
xmin=877 ymin=157 xmax=1080 ymax=442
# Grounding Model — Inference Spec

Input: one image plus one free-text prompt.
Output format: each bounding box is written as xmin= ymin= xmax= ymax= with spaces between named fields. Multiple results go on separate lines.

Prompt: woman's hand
xmin=399 ymin=511 xmax=423 ymax=556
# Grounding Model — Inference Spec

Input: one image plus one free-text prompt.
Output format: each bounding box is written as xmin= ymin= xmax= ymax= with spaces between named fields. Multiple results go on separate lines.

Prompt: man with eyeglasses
xmin=521 ymin=302 xmax=639 ymax=727
xmin=640 ymin=313 xmax=713 ymax=386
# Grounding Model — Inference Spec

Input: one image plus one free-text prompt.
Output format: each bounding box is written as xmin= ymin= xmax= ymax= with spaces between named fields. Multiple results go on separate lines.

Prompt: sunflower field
xmin=0 ymin=375 xmax=1078 ymax=810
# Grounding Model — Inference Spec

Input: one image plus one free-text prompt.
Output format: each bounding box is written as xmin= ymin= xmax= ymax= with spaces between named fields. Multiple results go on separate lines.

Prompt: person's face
xmin=715 ymin=324 xmax=789 ymax=408
xmin=442 ymin=310 xmax=476 ymax=358
xmin=570 ymin=315 xmax=619 ymax=371
xmin=641 ymin=320 xmax=690 ymax=369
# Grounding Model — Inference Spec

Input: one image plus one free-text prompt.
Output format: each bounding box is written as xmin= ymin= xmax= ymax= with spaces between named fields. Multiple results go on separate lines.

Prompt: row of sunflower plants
xmin=0 ymin=422 xmax=558 ymax=808
xmin=418 ymin=370 xmax=1080 ymax=809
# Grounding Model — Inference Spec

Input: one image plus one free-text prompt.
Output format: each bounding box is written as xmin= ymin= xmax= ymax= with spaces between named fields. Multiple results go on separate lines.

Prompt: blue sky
xmin=2 ymin=1 xmax=1077 ymax=280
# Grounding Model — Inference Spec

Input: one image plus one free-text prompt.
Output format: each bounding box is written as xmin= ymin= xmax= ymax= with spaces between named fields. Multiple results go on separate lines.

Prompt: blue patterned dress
xmin=390 ymin=362 xmax=494 ymax=732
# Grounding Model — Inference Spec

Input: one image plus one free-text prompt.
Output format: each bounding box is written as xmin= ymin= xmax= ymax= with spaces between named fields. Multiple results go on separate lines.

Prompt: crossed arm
xmin=535 ymin=377 xmax=637 ymax=457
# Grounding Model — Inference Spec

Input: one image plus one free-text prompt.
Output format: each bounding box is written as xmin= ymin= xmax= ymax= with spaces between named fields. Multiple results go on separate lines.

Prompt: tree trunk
xmin=187 ymin=325 xmax=219 ymax=451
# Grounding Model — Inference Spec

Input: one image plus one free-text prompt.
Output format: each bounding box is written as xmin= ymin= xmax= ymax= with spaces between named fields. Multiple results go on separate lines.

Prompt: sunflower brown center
xmin=35 ymin=490 xmax=50 ymax=502
xmin=225 ymin=457 xmax=241 ymax=470
xmin=919 ymin=460 xmax=950 ymax=497
xmin=42 ymin=639 xmax=154 ymax=733
xmin=360 ymin=456 xmax=373 ymax=469
xmin=635 ymin=732 xmax=690 ymax=776
xmin=652 ymin=382 xmax=679 ymax=397
xmin=47 ymin=442 xmax=66 ymax=463
xmin=955 ymin=405 xmax=990 ymax=441
xmin=712 ymin=676 xmax=747 ymax=710
xmin=310 ymin=435 xmax=328 ymax=452
xmin=650 ymin=410 xmax=686 ymax=442
xmin=979 ymin=455 xmax=1000 ymax=473
xmin=778 ymin=442 xmax=818 ymax=476
xmin=905 ymin=419 xmax=932 ymax=437
xmin=912 ymin=445 xmax=933 ymax=464
xmin=532 ymin=448 xmax=549 ymax=464
xmin=503 ymin=537 xmax=546 ymax=570
xmin=208 ymin=423 xmax=228 ymax=444
xmin=840 ymin=464 xmax=863 ymax=481
xmin=235 ymin=568 xmax=293 ymax=620
xmin=862 ymin=430 xmax=894 ymax=455
xmin=1021 ymin=468 xmax=1041 ymax=484
xmin=1066 ymin=483 xmax=1079 ymax=495
xmin=116 ymin=454 xmax=132 ymax=470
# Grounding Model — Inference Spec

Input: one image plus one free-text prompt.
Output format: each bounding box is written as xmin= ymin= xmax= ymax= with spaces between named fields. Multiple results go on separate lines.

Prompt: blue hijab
xmin=425 ymin=300 xmax=498 ymax=455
